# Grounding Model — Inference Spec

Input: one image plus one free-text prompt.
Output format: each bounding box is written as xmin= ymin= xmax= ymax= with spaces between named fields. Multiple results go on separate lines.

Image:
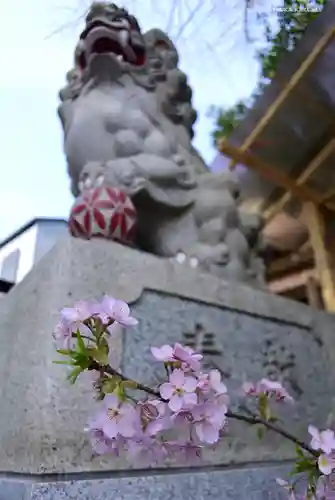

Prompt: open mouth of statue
xmin=78 ymin=21 xmax=146 ymax=70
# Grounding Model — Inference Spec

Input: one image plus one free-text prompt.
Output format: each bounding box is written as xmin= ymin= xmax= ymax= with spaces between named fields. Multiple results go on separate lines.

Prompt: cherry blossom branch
xmin=89 ymin=361 xmax=160 ymax=399
xmin=89 ymin=360 xmax=317 ymax=456
xmin=233 ymin=404 xmax=318 ymax=457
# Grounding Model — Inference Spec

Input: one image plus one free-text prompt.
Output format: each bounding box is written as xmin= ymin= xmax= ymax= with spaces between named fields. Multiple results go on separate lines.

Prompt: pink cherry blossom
xmin=85 ymin=410 xmax=126 ymax=456
xmin=318 ymin=454 xmax=335 ymax=475
xmin=160 ymin=369 xmax=198 ymax=412
xmin=126 ymin=434 xmax=167 ymax=464
xmin=90 ymin=301 xmax=111 ymax=325
xmin=60 ymin=300 xmax=93 ymax=324
xmin=151 ymin=345 xmax=174 ymax=362
xmin=275 ymin=479 xmax=298 ymax=500
xmin=173 ymin=343 xmax=203 ymax=372
xmin=242 ymin=379 xmax=293 ymax=402
xmin=52 ymin=319 xmax=73 ymax=349
xmin=191 ymin=402 xmax=227 ymax=444
xmin=55 ymin=301 xmax=93 ymax=347
xmin=316 ymin=474 xmax=335 ymax=499
xmin=137 ymin=399 xmax=172 ymax=436
xmin=242 ymin=381 xmax=258 ymax=396
xmin=98 ymin=394 xmax=139 ymax=439
xmin=151 ymin=343 xmax=203 ymax=371
xmin=258 ymin=379 xmax=294 ymax=402
xmin=100 ymin=296 xmax=138 ymax=327
xmin=208 ymin=370 xmax=227 ymax=395
xmin=90 ymin=429 xmax=125 ymax=456
xmin=309 ymin=426 xmax=335 ymax=454
xmin=165 ymin=440 xmax=203 ymax=464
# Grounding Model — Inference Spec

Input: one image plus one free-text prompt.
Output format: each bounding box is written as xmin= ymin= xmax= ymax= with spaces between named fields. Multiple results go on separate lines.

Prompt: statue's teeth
xmin=116 ymin=54 xmax=123 ymax=61
xmin=118 ymin=29 xmax=129 ymax=47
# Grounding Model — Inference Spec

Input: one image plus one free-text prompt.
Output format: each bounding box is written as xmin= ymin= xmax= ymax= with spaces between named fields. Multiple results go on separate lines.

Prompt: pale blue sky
xmin=0 ymin=0 xmax=277 ymax=241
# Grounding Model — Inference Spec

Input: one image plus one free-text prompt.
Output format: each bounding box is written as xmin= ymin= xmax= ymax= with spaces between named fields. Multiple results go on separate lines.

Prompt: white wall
xmin=0 ymin=224 xmax=38 ymax=283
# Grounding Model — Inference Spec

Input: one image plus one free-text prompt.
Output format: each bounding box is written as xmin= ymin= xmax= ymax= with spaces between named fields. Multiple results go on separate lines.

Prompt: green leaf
xmin=258 ymin=393 xmax=271 ymax=421
xmin=73 ymin=352 xmax=90 ymax=369
xmin=121 ymin=380 xmax=138 ymax=390
xmin=76 ymin=330 xmax=86 ymax=354
xmin=88 ymin=347 xmax=108 ymax=365
xmin=53 ymin=360 xmax=76 ymax=365
xmin=67 ymin=366 xmax=83 ymax=384
xmin=295 ymin=445 xmax=304 ymax=458
xmin=102 ymin=378 xmax=120 ymax=394
xmin=56 ymin=349 xmax=75 ymax=356
xmin=113 ymin=382 xmax=126 ymax=401
xmin=257 ymin=427 xmax=264 ymax=441
xmin=292 ymin=457 xmax=316 ymax=475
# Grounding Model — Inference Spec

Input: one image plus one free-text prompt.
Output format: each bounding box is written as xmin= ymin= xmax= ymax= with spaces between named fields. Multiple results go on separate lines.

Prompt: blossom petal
xmin=121 ymin=316 xmax=138 ymax=326
xmin=183 ymin=376 xmax=198 ymax=392
xmin=183 ymin=392 xmax=197 ymax=407
xmin=118 ymin=416 xmax=136 ymax=438
xmin=318 ymin=454 xmax=335 ymax=475
xmin=103 ymin=419 xmax=119 ymax=439
xmin=209 ymin=370 xmax=221 ymax=385
xmin=151 ymin=345 xmax=174 ymax=361
xmin=170 ymin=369 xmax=185 ymax=388
xmin=169 ymin=394 xmax=183 ymax=412
xmin=201 ymin=422 xmax=220 ymax=444
xmin=160 ymin=383 xmax=174 ymax=400
xmin=111 ymin=300 xmax=130 ymax=319
xmin=308 ymin=425 xmax=321 ymax=447
xmin=321 ymin=430 xmax=335 ymax=454
xmin=104 ymin=394 xmax=119 ymax=410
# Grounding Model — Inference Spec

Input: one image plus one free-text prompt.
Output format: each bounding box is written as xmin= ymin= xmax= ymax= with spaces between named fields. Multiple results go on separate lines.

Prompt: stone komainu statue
xmin=58 ymin=1 xmax=265 ymax=286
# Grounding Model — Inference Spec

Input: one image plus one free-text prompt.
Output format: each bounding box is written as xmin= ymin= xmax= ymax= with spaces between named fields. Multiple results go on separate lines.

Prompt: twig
xmin=89 ymin=361 xmax=160 ymax=399
xmin=89 ymin=361 xmax=318 ymax=457
xmin=229 ymin=405 xmax=318 ymax=457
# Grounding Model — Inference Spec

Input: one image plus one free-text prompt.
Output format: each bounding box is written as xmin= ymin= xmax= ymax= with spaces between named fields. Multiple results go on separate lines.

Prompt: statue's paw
xmin=174 ymin=252 xmax=199 ymax=269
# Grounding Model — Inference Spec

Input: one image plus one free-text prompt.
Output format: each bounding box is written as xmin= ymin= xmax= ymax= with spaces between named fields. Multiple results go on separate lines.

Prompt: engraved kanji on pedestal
xmin=183 ymin=323 xmax=225 ymax=373
xmin=68 ymin=186 xmax=137 ymax=243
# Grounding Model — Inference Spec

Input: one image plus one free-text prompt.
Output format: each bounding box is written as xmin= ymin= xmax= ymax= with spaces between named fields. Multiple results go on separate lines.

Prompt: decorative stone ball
xmin=68 ymin=186 xmax=137 ymax=243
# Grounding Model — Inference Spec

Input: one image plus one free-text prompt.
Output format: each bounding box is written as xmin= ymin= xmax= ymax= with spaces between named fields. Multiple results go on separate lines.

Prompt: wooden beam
xmin=218 ymin=140 xmax=335 ymax=210
xmin=304 ymin=202 xmax=335 ymax=312
xmin=268 ymin=268 xmax=316 ymax=294
xmin=263 ymin=138 xmax=335 ymax=222
xmin=228 ymin=25 xmax=335 ymax=170
xmin=267 ymin=242 xmax=313 ymax=277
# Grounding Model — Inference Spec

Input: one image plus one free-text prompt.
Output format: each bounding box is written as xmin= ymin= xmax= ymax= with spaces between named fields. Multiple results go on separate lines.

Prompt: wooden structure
xmin=217 ymin=3 xmax=335 ymax=312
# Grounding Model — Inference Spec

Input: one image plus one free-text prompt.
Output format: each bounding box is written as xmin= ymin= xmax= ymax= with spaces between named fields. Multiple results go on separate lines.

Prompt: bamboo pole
xmin=264 ymin=138 xmax=335 ymax=222
xmin=304 ymin=202 xmax=335 ymax=312
xmin=228 ymin=25 xmax=335 ymax=170
xmin=220 ymin=140 xmax=335 ymax=211
xmin=218 ymin=140 xmax=335 ymax=210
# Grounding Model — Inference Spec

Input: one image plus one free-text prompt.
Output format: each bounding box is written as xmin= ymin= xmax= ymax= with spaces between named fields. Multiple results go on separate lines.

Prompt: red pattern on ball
xmin=68 ymin=187 xmax=137 ymax=243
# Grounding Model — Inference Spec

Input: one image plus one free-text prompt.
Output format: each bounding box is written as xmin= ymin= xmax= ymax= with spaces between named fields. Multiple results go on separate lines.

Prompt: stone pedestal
xmin=0 ymin=235 xmax=334 ymax=498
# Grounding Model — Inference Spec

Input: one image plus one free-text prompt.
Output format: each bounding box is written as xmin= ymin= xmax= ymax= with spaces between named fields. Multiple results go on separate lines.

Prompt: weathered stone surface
xmin=0 ymin=464 xmax=290 ymax=499
xmin=0 ymin=236 xmax=334 ymax=473
xmin=58 ymin=2 xmax=265 ymax=285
